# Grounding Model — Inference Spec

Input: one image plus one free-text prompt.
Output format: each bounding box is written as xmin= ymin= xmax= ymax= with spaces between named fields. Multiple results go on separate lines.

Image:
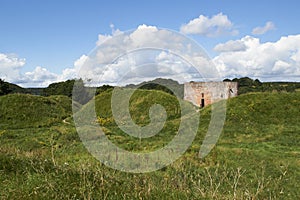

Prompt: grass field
xmin=0 ymin=91 xmax=299 ymax=199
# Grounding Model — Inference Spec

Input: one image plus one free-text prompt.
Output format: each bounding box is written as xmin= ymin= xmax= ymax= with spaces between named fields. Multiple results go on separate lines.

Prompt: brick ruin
xmin=184 ymin=82 xmax=238 ymax=107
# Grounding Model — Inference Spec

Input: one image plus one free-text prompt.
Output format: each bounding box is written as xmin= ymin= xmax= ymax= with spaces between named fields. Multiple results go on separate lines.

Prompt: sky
xmin=1 ymin=0 xmax=300 ymax=87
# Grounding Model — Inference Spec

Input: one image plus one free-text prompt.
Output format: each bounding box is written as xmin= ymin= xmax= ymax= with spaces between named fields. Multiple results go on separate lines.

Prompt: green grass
xmin=0 ymin=91 xmax=299 ymax=199
xmin=91 ymin=89 xmax=185 ymax=152
xmin=0 ymin=94 xmax=81 ymax=129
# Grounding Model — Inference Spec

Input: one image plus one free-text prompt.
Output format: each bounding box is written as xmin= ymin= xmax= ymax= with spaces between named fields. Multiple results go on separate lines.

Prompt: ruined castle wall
xmin=184 ymin=82 xmax=238 ymax=107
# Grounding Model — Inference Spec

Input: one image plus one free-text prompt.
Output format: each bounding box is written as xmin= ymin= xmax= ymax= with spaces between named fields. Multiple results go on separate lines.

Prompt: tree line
xmin=1 ymin=77 xmax=300 ymax=103
xmin=224 ymin=77 xmax=300 ymax=94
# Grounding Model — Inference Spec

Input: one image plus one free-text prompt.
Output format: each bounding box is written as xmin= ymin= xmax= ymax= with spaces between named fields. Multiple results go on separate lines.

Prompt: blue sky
xmin=1 ymin=0 xmax=300 ymax=87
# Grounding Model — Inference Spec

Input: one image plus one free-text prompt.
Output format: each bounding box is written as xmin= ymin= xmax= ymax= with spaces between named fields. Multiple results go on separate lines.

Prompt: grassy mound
xmin=48 ymin=95 xmax=82 ymax=113
xmin=0 ymin=94 xmax=74 ymax=129
xmin=94 ymin=89 xmax=183 ymax=124
xmin=223 ymin=92 xmax=300 ymax=146
xmin=74 ymin=89 xmax=191 ymax=152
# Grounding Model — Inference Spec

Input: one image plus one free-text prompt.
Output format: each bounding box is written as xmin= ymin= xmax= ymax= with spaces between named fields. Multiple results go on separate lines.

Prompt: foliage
xmin=225 ymin=77 xmax=300 ymax=94
xmin=0 ymin=79 xmax=11 ymax=95
xmin=95 ymin=85 xmax=114 ymax=95
xmin=126 ymin=78 xmax=184 ymax=98
xmin=97 ymin=116 xmax=115 ymax=126
xmin=0 ymin=79 xmax=44 ymax=95
xmin=71 ymin=79 xmax=94 ymax=105
xmin=43 ymin=79 xmax=94 ymax=104
xmin=43 ymin=79 xmax=76 ymax=97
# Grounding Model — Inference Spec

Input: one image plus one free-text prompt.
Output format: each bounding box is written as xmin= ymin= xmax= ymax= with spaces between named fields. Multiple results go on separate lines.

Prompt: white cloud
xmin=252 ymin=21 xmax=275 ymax=35
xmin=0 ymin=53 xmax=25 ymax=68
xmin=20 ymin=66 xmax=58 ymax=87
xmin=0 ymin=53 xmax=25 ymax=82
xmin=180 ymin=13 xmax=238 ymax=37
xmin=214 ymin=40 xmax=247 ymax=52
xmin=59 ymin=54 xmax=88 ymax=81
xmin=0 ymin=52 xmax=89 ymax=87
xmin=96 ymin=29 xmax=123 ymax=46
xmin=74 ymin=54 xmax=88 ymax=69
xmin=213 ymin=35 xmax=300 ymax=81
xmin=79 ymin=24 xmax=218 ymax=86
xmin=0 ymin=52 xmax=56 ymax=87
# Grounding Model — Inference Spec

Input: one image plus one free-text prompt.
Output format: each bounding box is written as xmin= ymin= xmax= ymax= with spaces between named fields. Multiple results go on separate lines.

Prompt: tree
xmin=223 ymin=78 xmax=232 ymax=82
xmin=43 ymin=79 xmax=75 ymax=97
xmin=0 ymin=79 xmax=11 ymax=95
xmin=72 ymin=79 xmax=94 ymax=104
xmin=254 ymin=79 xmax=262 ymax=86
xmin=95 ymin=85 xmax=114 ymax=95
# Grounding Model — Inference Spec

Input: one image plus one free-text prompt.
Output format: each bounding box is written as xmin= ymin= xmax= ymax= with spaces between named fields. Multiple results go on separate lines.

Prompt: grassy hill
xmin=0 ymin=91 xmax=299 ymax=199
xmin=79 ymin=89 xmax=191 ymax=152
xmin=0 ymin=79 xmax=44 ymax=95
xmin=0 ymin=94 xmax=80 ymax=129
xmin=94 ymin=89 xmax=182 ymax=122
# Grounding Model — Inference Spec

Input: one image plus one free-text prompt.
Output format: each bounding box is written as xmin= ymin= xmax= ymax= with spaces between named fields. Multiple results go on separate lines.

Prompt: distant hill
xmin=0 ymin=79 xmax=43 ymax=95
xmin=24 ymin=88 xmax=44 ymax=95
xmin=125 ymin=78 xmax=184 ymax=98
xmin=43 ymin=79 xmax=75 ymax=97
xmin=0 ymin=79 xmax=27 ymax=95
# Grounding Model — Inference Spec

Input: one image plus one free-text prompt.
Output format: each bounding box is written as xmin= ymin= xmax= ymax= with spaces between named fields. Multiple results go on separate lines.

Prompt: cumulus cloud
xmin=24 ymin=55 xmax=89 ymax=87
xmin=180 ymin=13 xmax=238 ymax=37
xmin=252 ymin=21 xmax=275 ymax=35
xmin=0 ymin=53 xmax=25 ymax=82
xmin=19 ymin=66 xmax=58 ymax=87
xmin=79 ymin=24 xmax=218 ymax=86
xmin=214 ymin=40 xmax=247 ymax=52
xmin=0 ymin=51 xmax=89 ymax=87
xmin=0 ymin=53 xmax=25 ymax=68
xmin=58 ymin=54 xmax=88 ymax=81
xmin=213 ymin=35 xmax=300 ymax=81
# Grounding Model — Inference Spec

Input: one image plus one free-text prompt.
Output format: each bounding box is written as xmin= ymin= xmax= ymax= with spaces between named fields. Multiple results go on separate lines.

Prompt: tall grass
xmin=0 ymin=91 xmax=299 ymax=199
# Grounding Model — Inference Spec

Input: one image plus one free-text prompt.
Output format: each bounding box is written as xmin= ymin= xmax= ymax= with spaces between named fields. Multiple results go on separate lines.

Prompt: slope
xmin=0 ymin=94 xmax=76 ymax=129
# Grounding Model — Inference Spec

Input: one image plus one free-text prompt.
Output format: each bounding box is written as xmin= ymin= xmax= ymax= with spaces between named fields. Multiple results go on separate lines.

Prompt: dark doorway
xmin=201 ymin=99 xmax=205 ymax=108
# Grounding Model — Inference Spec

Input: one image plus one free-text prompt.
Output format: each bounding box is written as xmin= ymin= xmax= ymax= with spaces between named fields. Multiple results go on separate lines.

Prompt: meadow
xmin=0 ymin=90 xmax=299 ymax=199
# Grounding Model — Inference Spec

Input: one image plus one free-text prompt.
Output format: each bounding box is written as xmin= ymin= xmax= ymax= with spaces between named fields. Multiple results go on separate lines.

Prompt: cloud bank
xmin=0 ymin=53 xmax=87 ymax=87
xmin=80 ymin=24 xmax=216 ymax=86
xmin=213 ymin=35 xmax=300 ymax=81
